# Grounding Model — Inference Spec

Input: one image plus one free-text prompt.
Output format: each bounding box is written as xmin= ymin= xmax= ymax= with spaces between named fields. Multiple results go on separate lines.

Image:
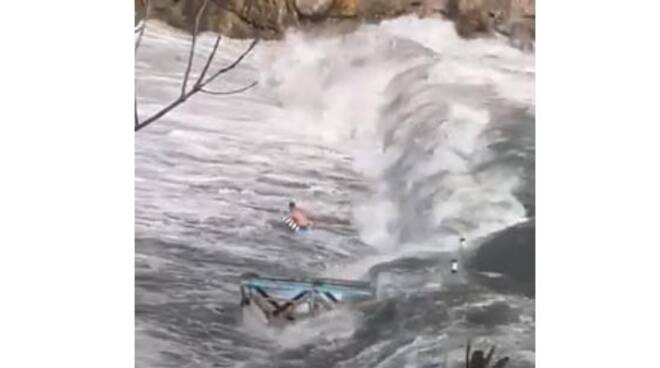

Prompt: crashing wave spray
xmin=255 ymin=16 xmax=534 ymax=273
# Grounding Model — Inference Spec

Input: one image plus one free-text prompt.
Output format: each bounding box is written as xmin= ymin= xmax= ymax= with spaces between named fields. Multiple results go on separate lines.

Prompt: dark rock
xmin=469 ymin=220 xmax=535 ymax=297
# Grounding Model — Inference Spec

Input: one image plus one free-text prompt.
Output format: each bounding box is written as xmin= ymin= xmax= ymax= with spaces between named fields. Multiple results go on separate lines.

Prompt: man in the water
xmin=288 ymin=201 xmax=313 ymax=230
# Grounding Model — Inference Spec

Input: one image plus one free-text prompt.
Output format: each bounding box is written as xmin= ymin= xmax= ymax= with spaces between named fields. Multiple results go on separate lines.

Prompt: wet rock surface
xmin=135 ymin=0 xmax=534 ymax=49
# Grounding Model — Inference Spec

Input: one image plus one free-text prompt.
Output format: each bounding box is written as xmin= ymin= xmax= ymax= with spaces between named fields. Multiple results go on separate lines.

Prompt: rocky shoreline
xmin=136 ymin=0 xmax=534 ymax=51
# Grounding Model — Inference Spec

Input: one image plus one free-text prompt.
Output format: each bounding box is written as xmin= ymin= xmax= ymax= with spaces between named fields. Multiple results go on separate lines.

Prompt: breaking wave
xmin=136 ymin=15 xmax=535 ymax=368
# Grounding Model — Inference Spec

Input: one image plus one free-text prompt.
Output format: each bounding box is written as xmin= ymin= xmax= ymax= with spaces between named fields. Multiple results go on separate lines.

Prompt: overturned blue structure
xmin=240 ymin=273 xmax=375 ymax=325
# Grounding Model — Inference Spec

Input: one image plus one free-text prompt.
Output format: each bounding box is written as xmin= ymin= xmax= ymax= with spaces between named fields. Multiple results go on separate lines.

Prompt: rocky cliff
xmin=135 ymin=0 xmax=534 ymax=49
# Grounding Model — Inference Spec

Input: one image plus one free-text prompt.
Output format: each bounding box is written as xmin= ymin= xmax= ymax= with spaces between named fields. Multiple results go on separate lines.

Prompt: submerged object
xmin=240 ymin=273 xmax=375 ymax=325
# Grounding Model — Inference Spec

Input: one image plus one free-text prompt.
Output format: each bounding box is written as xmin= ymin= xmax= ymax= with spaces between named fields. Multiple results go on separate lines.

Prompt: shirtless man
xmin=285 ymin=201 xmax=313 ymax=231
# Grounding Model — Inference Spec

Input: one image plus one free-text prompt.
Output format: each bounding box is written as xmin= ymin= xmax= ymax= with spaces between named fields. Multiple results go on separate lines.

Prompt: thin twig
xmin=200 ymin=81 xmax=258 ymax=95
xmin=135 ymin=1 xmax=260 ymax=132
xmin=199 ymin=38 xmax=259 ymax=88
xmin=135 ymin=98 xmax=139 ymax=129
xmin=181 ymin=0 xmax=210 ymax=96
xmin=195 ymin=35 xmax=222 ymax=87
xmin=135 ymin=92 xmax=192 ymax=131
xmin=135 ymin=0 xmax=149 ymax=129
xmin=135 ymin=39 xmax=259 ymax=132
xmin=135 ymin=0 xmax=150 ymax=52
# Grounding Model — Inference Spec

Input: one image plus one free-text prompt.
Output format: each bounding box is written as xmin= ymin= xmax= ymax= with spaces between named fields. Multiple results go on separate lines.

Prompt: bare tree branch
xmin=135 ymin=0 xmax=149 ymax=130
xmin=181 ymin=0 xmax=210 ymax=96
xmin=135 ymin=1 xmax=260 ymax=132
xmin=135 ymin=0 xmax=150 ymax=52
xmin=200 ymin=81 xmax=258 ymax=95
xmin=200 ymin=39 xmax=259 ymax=88
xmin=195 ymin=35 xmax=222 ymax=87
xmin=135 ymin=98 xmax=139 ymax=129
xmin=135 ymin=94 xmax=193 ymax=131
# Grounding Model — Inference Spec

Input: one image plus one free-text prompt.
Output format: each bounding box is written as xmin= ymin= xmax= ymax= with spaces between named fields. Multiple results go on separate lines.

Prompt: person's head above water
xmin=289 ymin=201 xmax=296 ymax=210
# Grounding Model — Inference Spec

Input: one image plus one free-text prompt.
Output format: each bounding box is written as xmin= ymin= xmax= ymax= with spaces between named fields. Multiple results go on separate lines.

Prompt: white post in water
xmin=451 ymin=259 xmax=459 ymax=274
xmin=452 ymin=236 xmax=467 ymax=274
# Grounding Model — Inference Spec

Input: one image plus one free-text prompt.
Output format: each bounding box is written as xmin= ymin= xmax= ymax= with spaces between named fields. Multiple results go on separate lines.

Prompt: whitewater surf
xmin=136 ymin=15 xmax=534 ymax=368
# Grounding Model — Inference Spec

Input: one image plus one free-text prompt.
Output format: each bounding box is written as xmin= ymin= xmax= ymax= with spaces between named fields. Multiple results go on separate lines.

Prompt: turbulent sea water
xmin=136 ymin=16 xmax=535 ymax=368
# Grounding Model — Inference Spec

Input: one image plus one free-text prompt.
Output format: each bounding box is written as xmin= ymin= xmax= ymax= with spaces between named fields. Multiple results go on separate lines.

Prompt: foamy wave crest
xmin=253 ymin=16 xmax=534 ymax=255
